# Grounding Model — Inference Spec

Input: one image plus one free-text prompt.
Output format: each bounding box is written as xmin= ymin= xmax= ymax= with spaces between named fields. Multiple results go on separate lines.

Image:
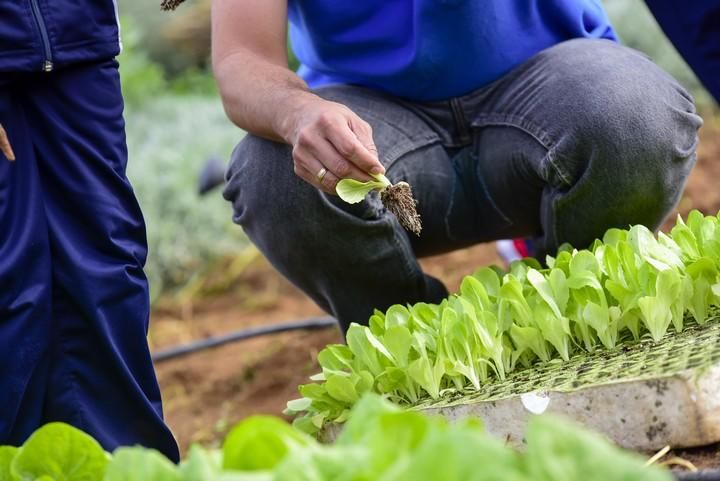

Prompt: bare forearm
xmin=211 ymin=0 xmax=383 ymax=194
xmin=214 ymin=50 xmax=317 ymax=143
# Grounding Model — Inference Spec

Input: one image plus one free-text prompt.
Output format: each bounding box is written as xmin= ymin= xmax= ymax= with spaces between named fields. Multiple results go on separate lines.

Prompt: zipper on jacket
xmin=29 ymin=0 xmax=53 ymax=72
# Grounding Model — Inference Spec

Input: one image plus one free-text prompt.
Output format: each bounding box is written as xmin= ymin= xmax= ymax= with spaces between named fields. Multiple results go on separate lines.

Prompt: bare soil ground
xmin=151 ymin=117 xmax=720 ymax=470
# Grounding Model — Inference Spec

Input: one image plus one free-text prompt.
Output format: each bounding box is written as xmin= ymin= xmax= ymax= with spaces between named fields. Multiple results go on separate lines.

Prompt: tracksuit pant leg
xmin=0 ymin=59 xmax=179 ymax=461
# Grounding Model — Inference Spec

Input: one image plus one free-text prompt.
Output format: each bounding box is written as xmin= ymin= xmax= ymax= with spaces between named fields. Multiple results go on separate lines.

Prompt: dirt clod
xmin=381 ymin=181 xmax=422 ymax=236
xmin=161 ymin=0 xmax=185 ymax=11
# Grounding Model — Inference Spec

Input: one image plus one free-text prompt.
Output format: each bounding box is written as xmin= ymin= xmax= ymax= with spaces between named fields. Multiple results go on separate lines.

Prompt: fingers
xmin=0 ymin=123 xmax=15 ymax=161
xmin=324 ymin=117 xmax=384 ymax=176
xmin=348 ymin=117 xmax=381 ymax=172
xmin=293 ymin=131 xmax=374 ymax=193
xmin=305 ymin=135 xmax=373 ymax=181
xmin=293 ymin=160 xmax=339 ymax=195
xmin=288 ymin=100 xmax=385 ymax=192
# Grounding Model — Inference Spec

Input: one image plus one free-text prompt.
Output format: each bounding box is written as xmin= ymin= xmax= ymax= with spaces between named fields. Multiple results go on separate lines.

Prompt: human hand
xmin=284 ymin=98 xmax=384 ymax=194
xmin=0 ymin=123 xmax=15 ymax=161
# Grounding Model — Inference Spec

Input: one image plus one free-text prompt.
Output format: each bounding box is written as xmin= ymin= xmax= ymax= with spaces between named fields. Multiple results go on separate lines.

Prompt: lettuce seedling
xmin=336 ymin=173 xmax=422 ymax=235
xmin=0 ymin=446 xmax=18 ymax=481
xmin=105 ymin=447 xmax=181 ymax=481
xmin=10 ymin=423 xmax=108 ymax=481
xmin=222 ymin=416 xmax=311 ymax=472
xmin=0 ymin=393 xmax=676 ymax=481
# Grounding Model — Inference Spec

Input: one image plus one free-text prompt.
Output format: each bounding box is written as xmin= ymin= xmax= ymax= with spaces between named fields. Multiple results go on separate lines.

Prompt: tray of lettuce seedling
xmin=286 ymin=210 xmax=720 ymax=452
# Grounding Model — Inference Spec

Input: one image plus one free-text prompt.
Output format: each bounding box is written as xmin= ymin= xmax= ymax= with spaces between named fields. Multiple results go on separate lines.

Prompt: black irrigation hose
xmin=675 ymin=470 xmax=720 ymax=481
xmin=152 ymin=317 xmax=337 ymax=363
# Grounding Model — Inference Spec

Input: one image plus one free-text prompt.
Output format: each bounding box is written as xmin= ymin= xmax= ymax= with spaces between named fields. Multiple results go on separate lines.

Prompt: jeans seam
xmin=357 ymin=113 xmax=441 ymax=169
xmin=384 ymin=134 xmax=440 ymax=166
xmin=472 ymin=112 xmax=573 ymax=186
xmin=355 ymin=107 xmax=441 ymax=147
xmin=384 ymin=138 xmax=443 ymax=177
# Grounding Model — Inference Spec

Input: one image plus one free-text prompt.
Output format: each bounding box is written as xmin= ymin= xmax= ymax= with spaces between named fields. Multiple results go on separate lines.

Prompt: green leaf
xmin=325 ymin=374 xmax=359 ymax=404
xmin=392 ymin=425 xmax=527 ymax=481
xmin=222 ymin=417 xmax=311 ymax=471
xmin=0 ymin=447 xmax=19 ymax=481
xmin=382 ymin=325 xmax=413 ymax=367
xmin=472 ymin=267 xmax=502 ymax=299
xmin=273 ymin=445 xmax=368 ymax=481
xmin=499 ymin=276 xmax=534 ymax=328
xmin=628 ymin=224 xmax=683 ymax=271
xmin=460 ymin=276 xmax=492 ymax=313
xmin=525 ymin=415 xmax=672 ymax=481
xmin=510 ymin=325 xmax=551 ymax=363
xmin=335 ymin=174 xmax=391 ymax=204
xmin=440 ymin=306 xmax=482 ymax=389
xmin=527 ymin=268 xmax=564 ymax=319
xmin=179 ymin=445 xmax=219 ymax=481
xmin=532 ymin=304 xmax=571 ymax=361
xmin=336 ymin=394 xmax=400 ymax=445
xmin=346 ymin=324 xmax=384 ymax=376
xmin=180 ymin=447 xmax=266 ymax=481
xmin=285 ymin=397 xmax=312 ymax=413
xmin=385 ymin=305 xmax=411 ymax=328
xmin=317 ymin=344 xmax=353 ymax=371
xmin=602 ymin=228 xmax=627 ymax=246
xmin=407 ymin=355 xmax=445 ymax=399
xmin=104 ymin=447 xmax=179 ymax=481
xmin=11 ymin=423 xmax=107 ymax=481
xmin=583 ymin=301 xmax=616 ymax=349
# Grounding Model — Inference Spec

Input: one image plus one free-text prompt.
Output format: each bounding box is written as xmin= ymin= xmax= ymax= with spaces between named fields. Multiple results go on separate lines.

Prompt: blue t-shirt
xmin=288 ymin=0 xmax=617 ymax=101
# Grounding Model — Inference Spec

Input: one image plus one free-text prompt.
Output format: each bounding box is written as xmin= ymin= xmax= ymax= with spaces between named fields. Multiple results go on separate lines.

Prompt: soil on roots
xmin=381 ymin=181 xmax=422 ymax=235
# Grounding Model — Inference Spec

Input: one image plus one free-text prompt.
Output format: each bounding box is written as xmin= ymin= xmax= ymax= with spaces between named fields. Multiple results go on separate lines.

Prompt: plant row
xmin=287 ymin=210 xmax=720 ymax=432
xmin=0 ymin=394 xmax=671 ymax=481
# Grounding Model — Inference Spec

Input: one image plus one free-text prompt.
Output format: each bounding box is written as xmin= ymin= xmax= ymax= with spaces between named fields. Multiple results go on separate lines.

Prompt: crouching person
xmin=212 ymin=0 xmax=703 ymax=333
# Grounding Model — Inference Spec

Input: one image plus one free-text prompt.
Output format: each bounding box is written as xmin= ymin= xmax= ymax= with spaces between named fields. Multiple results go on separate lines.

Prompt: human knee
xmin=223 ymin=134 xmax=303 ymax=229
xmin=551 ymin=39 xmax=700 ymax=156
xmin=545 ymin=40 xmax=701 ymax=200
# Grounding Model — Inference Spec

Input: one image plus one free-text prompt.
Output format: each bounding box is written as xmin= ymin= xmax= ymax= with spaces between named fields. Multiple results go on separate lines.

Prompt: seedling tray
xmin=413 ymin=314 xmax=720 ymax=452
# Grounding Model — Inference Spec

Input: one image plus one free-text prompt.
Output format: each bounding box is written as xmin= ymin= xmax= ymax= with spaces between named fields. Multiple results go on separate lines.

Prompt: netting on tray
xmin=415 ymin=309 xmax=720 ymax=409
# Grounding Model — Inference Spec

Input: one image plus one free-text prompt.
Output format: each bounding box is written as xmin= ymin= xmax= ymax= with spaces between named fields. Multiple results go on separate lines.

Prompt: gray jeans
xmin=223 ymin=39 xmax=703 ymax=332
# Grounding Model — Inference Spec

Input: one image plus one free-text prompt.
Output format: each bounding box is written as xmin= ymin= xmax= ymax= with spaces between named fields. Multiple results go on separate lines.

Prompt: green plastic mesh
xmin=414 ymin=309 xmax=720 ymax=410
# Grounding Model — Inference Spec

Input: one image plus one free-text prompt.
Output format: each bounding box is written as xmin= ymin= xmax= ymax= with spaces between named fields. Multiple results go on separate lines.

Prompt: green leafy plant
xmin=0 ymin=395 xmax=672 ymax=481
xmin=336 ymin=174 xmax=423 ymax=235
xmin=7 ymin=423 xmax=108 ymax=481
xmin=335 ymin=173 xmax=392 ymax=204
xmin=286 ymin=210 xmax=720 ymax=432
xmin=104 ymin=448 xmax=181 ymax=481
xmin=221 ymin=417 xmax=310 ymax=472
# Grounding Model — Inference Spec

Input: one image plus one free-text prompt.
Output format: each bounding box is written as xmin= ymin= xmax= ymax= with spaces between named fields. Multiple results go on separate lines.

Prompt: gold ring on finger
xmin=316 ymin=167 xmax=328 ymax=182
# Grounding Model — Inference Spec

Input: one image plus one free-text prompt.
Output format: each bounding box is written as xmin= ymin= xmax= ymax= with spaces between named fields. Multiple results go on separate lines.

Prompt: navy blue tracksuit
xmin=645 ymin=0 xmax=720 ymax=103
xmin=0 ymin=1 xmax=179 ymax=460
